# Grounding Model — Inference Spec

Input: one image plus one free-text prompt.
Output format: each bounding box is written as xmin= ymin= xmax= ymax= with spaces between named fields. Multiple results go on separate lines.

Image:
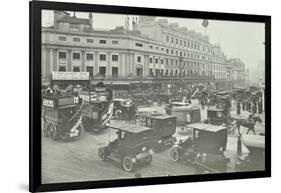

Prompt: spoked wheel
xmin=98 ymin=147 xmax=107 ymax=161
xmin=169 ymin=147 xmax=179 ymax=162
xmin=122 ymin=156 xmax=134 ymax=172
xmin=152 ymin=143 xmax=161 ymax=153
xmin=145 ymin=154 xmax=152 ymax=164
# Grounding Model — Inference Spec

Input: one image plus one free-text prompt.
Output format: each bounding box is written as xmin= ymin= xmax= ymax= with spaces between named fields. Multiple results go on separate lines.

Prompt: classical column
xmin=51 ymin=48 xmax=56 ymax=72
xmin=45 ymin=48 xmax=50 ymax=76
xmin=94 ymin=51 xmax=99 ymax=76
xmin=125 ymin=53 xmax=130 ymax=76
xmin=107 ymin=52 xmax=112 ymax=76
xmin=131 ymin=53 xmax=135 ymax=76
xmin=41 ymin=47 xmax=46 ymax=78
xmin=67 ymin=50 xmax=72 ymax=72
xmin=119 ymin=53 xmax=124 ymax=77
xmin=81 ymin=50 xmax=86 ymax=72
xmin=144 ymin=54 xmax=149 ymax=77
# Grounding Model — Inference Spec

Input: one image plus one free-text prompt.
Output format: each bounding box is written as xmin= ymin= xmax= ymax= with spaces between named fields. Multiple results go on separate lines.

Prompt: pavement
xmin=41 ymin=99 xmax=265 ymax=184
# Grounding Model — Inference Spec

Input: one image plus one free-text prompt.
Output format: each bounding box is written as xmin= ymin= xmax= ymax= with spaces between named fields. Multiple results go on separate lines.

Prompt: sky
xmin=42 ymin=10 xmax=265 ymax=81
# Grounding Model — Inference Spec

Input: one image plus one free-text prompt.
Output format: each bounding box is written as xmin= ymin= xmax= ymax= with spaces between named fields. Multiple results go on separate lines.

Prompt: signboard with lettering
xmin=52 ymin=72 xmax=89 ymax=81
xmin=43 ymin=99 xmax=55 ymax=108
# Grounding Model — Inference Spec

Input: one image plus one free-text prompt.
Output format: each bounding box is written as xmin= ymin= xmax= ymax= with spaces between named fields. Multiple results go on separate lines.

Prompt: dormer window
xmin=70 ymin=24 xmax=79 ymax=32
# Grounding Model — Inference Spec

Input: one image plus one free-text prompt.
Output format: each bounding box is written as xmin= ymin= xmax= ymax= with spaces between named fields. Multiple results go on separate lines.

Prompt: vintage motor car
xmin=204 ymin=107 xmax=232 ymax=127
xmin=170 ymin=105 xmax=201 ymax=126
xmin=113 ymin=99 xmax=137 ymax=120
xmin=98 ymin=123 xmax=155 ymax=172
xmin=169 ymin=123 xmax=229 ymax=172
xmin=135 ymin=113 xmax=177 ymax=152
xmin=79 ymin=85 xmax=113 ymax=132
xmin=42 ymin=94 xmax=83 ymax=141
xmin=235 ymin=135 xmax=265 ymax=171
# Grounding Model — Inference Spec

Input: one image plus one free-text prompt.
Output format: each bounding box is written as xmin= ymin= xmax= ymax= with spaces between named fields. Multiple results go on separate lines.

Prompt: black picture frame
xmin=30 ymin=0 xmax=271 ymax=192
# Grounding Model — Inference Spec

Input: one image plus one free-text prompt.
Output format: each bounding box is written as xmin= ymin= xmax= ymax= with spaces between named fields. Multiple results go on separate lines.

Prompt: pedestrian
xmin=201 ymin=98 xmax=205 ymax=109
xmin=242 ymin=99 xmax=246 ymax=111
xmin=236 ymin=101 xmax=241 ymax=115
xmin=258 ymin=97 xmax=263 ymax=114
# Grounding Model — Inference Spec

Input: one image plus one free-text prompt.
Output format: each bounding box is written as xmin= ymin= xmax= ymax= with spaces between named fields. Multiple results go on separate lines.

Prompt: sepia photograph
xmin=40 ymin=9 xmax=266 ymax=184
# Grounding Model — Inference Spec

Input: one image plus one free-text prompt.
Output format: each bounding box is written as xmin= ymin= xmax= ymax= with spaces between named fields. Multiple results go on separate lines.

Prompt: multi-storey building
xmin=41 ymin=11 xmax=245 ymax=89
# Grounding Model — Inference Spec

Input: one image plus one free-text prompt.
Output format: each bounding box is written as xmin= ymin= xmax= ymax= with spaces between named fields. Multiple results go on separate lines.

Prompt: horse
xmin=234 ymin=115 xmax=262 ymax=135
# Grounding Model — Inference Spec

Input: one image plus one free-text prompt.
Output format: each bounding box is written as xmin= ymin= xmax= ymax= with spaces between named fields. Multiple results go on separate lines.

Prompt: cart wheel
xmin=152 ymin=143 xmax=161 ymax=153
xmin=98 ymin=147 xmax=107 ymax=161
xmin=145 ymin=154 xmax=152 ymax=164
xmin=122 ymin=156 xmax=134 ymax=172
xmin=169 ymin=147 xmax=179 ymax=162
xmin=51 ymin=125 xmax=58 ymax=141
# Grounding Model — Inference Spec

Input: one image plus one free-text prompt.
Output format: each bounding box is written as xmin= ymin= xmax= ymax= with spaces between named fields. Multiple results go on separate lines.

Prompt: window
xmin=188 ymin=42 xmax=190 ymax=48
xmin=149 ymin=45 xmax=153 ymax=49
xmin=180 ymin=40 xmax=182 ymax=46
xmin=137 ymin=56 xmax=142 ymax=62
xmin=155 ymin=58 xmax=158 ymax=64
xmin=99 ymin=54 xmax=106 ymax=61
xmin=58 ymin=36 xmax=66 ymax=41
xmin=99 ymin=67 xmax=106 ymax=76
xmin=86 ymin=38 xmax=94 ymax=43
xmin=149 ymin=58 xmax=153 ymax=63
xmin=73 ymin=53 xmax=80 ymax=60
xmin=171 ymin=50 xmax=174 ymax=54
xmin=176 ymin=38 xmax=178 ymax=44
xmin=58 ymin=52 xmax=66 ymax=59
xmin=58 ymin=66 xmax=66 ymax=72
xmin=171 ymin=37 xmax=174 ymax=44
xmin=160 ymin=59 xmax=164 ymax=64
xmin=73 ymin=37 xmax=80 ymax=42
xmin=184 ymin=41 xmax=186 ymax=46
xmin=166 ymin=49 xmax=169 ymax=54
xmin=73 ymin=67 xmax=80 ymax=72
xmin=135 ymin=42 xmax=143 ymax=47
xmin=112 ymin=54 xmax=118 ymax=62
xmin=70 ymin=24 xmax=79 ymax=32
xmin=166 ymin=35 xmax=169 ymax=42
xmin=166 ymin=59 xmax=169 ymax=65
xmin=86 ymin=53 xmax=94 ymax=60
xmin=161 ymin=47 xmax=164 ymax=51
xmin=99 ymin=40 xmax=106 ymax=44
xmin=112 ymin=40 xmax=119 ymax=45
xmin=112 ymin=67 xmax=118 ymax=77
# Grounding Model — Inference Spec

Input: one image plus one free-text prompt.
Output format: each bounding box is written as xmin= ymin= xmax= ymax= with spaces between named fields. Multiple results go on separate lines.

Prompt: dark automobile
xmin=170 ymin=106 xmax=201 ymax=126
xmin=169 ymin=123 xmax=229 ymax=172
xmin=135 ymin=113 xmax=177 ymax=152
xmin=98 ymin=123 xmax=155 ymax=172
xmin=205 ymin=107 xmax=227 ymax=125
xmin=42 ymin=95 xmax=83 ymax=141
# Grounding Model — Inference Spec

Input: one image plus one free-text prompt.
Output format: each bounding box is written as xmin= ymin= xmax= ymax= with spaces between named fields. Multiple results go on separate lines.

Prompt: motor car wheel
xmin=169 ymin=147 xmax=179 ymax=162
xmin=145 ymin=154 xmax=152 ymax=164
xmin=98 ymin=147 xmax=107 ymax=161
xmin=122 ymin=156 xmax=134 ymax=172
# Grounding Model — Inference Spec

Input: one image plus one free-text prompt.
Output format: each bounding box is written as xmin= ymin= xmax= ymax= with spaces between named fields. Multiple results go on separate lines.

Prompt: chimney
xmin=89 ymin=13 xmax=93 ymax=30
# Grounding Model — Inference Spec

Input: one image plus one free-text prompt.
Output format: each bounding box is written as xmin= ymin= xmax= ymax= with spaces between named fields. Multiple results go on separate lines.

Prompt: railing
xmin=90 ymin=75 xmax=215 ymax=81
